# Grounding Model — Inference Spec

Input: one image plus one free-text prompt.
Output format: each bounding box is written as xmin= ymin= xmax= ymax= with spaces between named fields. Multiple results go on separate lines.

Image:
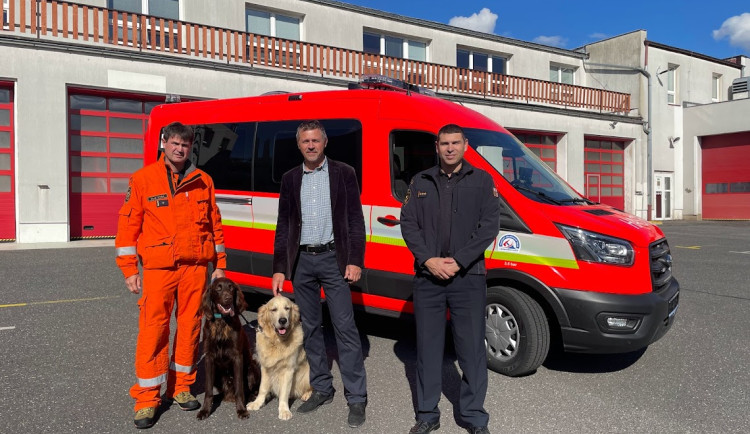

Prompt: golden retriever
xmin=246 ymin=296 xmax=313 ymax=420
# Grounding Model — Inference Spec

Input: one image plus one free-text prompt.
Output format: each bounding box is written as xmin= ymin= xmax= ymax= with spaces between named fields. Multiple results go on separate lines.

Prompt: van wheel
xmin=485 ymin=286 xmax=550 ymax=377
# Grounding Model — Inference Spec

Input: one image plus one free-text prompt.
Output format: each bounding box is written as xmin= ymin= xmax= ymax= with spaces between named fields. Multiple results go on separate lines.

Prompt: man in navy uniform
xmin=400 ymin=124 xmax=501 ymax=434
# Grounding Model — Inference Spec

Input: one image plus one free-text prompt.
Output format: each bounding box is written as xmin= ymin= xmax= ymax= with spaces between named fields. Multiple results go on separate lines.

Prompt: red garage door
xmin=510 ymin=131 xmax=559 ymax=172
xmin=702 ymin=132 xmax=750 ymax=220
xmin=69 ymin=90 xmax=163 ymax=239
xmin=584 ymin=138 xmax=626 ymax=210
xmin=0 ymin=83 xmax=15 ymax=241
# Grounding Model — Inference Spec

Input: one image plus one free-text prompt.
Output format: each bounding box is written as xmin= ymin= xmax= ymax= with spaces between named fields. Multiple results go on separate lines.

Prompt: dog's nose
xmin=278 ymin=317 xmax=287 ymax=325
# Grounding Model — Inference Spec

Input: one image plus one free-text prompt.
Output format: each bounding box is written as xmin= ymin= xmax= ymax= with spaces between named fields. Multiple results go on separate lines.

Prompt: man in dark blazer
xmin=270 ymin=120 xmax=368 ymax=428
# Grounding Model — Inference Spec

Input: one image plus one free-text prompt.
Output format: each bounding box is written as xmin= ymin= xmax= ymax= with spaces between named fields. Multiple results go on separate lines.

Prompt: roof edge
xmin=645 ymin=40 xmax=742 ymax=69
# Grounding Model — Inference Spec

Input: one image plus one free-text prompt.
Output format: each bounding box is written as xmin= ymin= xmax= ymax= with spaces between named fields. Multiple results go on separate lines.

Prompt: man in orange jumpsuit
xmin=115 ymin=121 xmax=226 ymax=429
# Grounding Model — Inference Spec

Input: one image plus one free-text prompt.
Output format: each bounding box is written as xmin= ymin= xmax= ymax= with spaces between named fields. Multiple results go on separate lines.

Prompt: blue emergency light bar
xmin=358 ymin=75 xmax=436 ymax=97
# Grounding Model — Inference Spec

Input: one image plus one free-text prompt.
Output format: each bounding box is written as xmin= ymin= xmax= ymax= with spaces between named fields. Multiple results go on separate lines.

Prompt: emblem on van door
xmin=498 ymin=234 xmax=521 ymax=252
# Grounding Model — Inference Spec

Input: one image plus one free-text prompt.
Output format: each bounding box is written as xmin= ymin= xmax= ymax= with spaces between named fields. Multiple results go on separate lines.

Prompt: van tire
xmin=485 ymin=286 xmax=550 ymax=377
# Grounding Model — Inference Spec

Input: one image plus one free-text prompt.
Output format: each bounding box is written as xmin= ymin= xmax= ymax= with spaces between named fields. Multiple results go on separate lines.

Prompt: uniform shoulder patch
xmin=124 ymin=186 xmax=131 ymax=203
xmin=493 ymin=187 xmax=499 ymax=197
xmin=404 ymin=188 xmax=411 ymax=204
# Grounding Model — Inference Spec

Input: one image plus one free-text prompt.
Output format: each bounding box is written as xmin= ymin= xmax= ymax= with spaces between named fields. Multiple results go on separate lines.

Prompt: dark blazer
xmin=273 ymin=158 xmax=366 ymax=279
xmin=400 ymin=160 xmax=501 ymax=275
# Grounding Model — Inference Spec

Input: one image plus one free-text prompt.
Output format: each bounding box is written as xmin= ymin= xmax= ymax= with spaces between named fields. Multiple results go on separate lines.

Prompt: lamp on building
xmin=669 ymin=136 xmax=680 ymax=148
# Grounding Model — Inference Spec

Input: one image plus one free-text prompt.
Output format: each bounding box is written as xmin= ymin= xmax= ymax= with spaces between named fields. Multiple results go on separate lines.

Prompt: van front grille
xmin=650 ymin=239 xmax=673 ymax=292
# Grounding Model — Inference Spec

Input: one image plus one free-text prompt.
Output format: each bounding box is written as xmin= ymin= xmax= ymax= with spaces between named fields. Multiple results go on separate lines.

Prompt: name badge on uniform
xmin=417 ymin=191 xmax=427 ymax=198
xmin=147 ymin=193 xmax=168 ymax=202
xmin=156 ymin=199 xmax=169 ymax=207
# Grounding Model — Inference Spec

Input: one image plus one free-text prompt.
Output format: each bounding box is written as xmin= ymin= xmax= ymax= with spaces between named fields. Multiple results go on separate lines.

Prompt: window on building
xmin=456 ymin=49 xmax=506 ymax=74
xmin=513 ymin=132 xmax=558 ymax=172
xmin=247 ymin=8 xmax=300 ymax=40
xmin=667 ymin=64 xmax=678 ymax=104
xmin=363 ymin=31 xmax=427 ymax=61
xmin=3 ymin=0 xmax=9 ymax=28
xmin=550 ymin=64 xmax=575 ymax=84
xmin=712 ymin=73 xmax=722 ymax=102
xmin=108 ymin=0 xmax=179 ymax=19
xmin=108 ymin=0 xmax=179 ymax=48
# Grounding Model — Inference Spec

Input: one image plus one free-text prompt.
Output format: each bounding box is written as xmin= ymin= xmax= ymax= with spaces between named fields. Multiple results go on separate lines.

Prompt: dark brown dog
xmin=197 ymin=277 xmax=260 ymax=420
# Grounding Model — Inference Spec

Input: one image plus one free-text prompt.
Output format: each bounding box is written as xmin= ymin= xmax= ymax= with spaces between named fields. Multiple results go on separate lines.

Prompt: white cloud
xmin=448 ymin=8 xmax=498 ymax=34
xmin=588 ymin=32 xmax=608 ymax=40
xmin=533 ymin=35 xmax=568 ymax=48
xmin=712 ymin=12 xmax=750 ymax=52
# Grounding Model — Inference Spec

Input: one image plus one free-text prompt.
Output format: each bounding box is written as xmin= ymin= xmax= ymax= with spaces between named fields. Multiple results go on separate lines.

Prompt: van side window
xmin=254 ymin=119 xmax=363 ymax=193
xmin=191 ymin=122 xmax=255 ymax=191
xmin=390 ymin=131 xmax=437 ymax=201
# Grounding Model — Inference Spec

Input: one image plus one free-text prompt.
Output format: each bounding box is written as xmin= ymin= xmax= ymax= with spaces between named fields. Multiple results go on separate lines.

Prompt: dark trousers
xmin=413 ymin=273 xmax=489 ymax=427
xmin=292 ymin=250 xmax=367 ymax=403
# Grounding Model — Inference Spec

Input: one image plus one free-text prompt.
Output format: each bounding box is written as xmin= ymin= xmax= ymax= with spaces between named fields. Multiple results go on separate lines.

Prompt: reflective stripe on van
xmin=488 ymin=232 xmax=579 ymax=269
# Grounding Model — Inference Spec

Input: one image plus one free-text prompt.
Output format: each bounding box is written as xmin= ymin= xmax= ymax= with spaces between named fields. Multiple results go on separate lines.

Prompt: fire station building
xmin=1 ymin=0 xmax=749 ymax=243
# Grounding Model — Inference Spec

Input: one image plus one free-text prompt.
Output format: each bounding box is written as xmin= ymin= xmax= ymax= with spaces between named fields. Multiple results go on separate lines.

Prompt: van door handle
xmin=217 ymin=197 xmax=252 ymax=205
xmin=377 ymin=215 xmax=401 ymax=226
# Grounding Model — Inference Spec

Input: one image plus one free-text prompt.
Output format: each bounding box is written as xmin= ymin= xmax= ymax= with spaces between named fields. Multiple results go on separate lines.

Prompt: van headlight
xmin=556 ymin=224 xmax=634 ymax=266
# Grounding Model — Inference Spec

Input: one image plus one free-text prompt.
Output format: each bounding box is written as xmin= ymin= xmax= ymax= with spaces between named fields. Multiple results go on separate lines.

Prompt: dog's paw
xmin=300 ymin=390 xmax=312 ymax=401
xmin=246 ymin=400 xmax=263 ymax=411
xmin=197 ymin=409 xmax=210 ymax=420
xmin=279 ymin=409 xmax=293 ymax=420
xmin=237 ymin=408 xmax=250 ymax=419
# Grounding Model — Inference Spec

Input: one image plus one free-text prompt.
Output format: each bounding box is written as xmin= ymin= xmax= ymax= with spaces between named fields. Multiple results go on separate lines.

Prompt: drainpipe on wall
xmin=583 ymin=62 xmax=652 ymax=220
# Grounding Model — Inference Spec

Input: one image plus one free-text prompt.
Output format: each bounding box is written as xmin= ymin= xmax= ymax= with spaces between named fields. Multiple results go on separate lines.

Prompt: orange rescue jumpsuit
xmin=115 ymin=155 xmax=226 ymax=411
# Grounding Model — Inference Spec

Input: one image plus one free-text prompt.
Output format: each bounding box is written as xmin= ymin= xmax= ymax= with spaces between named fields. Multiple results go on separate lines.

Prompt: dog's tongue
xmin=278 ymin=328 xmax=287 ymax=335
xmin=218 ymin=304 xmax=234 ymax=317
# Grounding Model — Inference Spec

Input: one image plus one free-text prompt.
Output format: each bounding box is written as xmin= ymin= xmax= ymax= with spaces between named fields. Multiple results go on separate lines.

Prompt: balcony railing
xmin=3 ymin=0 xmax=631 ymax=113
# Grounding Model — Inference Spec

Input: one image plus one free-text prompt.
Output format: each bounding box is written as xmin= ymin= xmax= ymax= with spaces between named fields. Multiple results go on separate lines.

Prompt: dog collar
xmin=213 ymin=313 xmax=223 ymax=319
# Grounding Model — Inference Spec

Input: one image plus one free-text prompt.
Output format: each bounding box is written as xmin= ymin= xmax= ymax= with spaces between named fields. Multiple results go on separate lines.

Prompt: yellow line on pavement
xmin=0 ymin=295 xmax=121 ymax=309
xmin=675 ymin=245 xmax=701 ymax=249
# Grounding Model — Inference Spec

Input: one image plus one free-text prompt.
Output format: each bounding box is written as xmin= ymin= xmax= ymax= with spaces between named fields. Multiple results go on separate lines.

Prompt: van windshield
xmin=465 ymin=128 xmax=589 ymax=205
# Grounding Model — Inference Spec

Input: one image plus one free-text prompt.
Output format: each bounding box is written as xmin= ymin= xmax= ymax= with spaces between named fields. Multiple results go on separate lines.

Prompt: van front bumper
xmin=553 ymin=278 xmax=679 ymax=353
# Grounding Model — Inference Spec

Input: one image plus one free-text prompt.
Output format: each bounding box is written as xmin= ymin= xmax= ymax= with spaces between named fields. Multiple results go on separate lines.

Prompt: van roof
xmin=150 ymin=87 xmax=508 ymax=134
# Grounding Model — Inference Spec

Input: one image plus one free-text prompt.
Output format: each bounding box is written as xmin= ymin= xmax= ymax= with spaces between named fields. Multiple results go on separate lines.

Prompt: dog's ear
xmin=201 ymin=280 xmax=215 ymax=317
xmin=291 ymin=301 xmax=301 ymax=326
xmin=257 ymin=303 xmax=268 ymax=328
xmin=233 ymin=281 xmax=248 ymax=313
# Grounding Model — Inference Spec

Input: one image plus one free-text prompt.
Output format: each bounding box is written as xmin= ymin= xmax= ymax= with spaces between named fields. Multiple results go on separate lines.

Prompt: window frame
xmin=246 ymin=6 xmax=302 ymax=41
xmin=3 ymin=0 xmax=9 ymax=29
xmin=712 ymin=73 xmax=721 ymax=102
xmin=456 ymin=48 xmax=507 ymax=74
xmin=362 ymin=30 xmax=428 ymax=61
xmin=108 ymin=0 xmax=180 ymax=19
xmin=107 ymin=0 xmax=180 ymax=48
xmin=667 ymin=64 xmax=678 ymax=105
xmin=549 ymin=63 xmax=576 ymax=85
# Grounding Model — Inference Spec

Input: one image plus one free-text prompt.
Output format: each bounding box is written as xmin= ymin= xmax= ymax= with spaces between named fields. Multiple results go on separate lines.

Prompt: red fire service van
xmin=144 ymin=76 xmax=679 ymax=377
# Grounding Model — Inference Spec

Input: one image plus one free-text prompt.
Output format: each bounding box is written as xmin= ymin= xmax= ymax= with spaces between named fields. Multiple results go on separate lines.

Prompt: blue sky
xmin=339 ymin=0 xmax=750 ymax=59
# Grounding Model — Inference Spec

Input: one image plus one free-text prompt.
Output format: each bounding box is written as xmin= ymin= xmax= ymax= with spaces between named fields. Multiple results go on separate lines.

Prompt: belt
xmin=300 ymin=241 xmax=335 ymax=254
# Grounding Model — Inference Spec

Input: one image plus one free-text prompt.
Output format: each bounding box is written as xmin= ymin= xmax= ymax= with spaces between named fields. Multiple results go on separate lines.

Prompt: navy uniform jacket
xmin=400 ymin=160 xmax=501 ymax=276
xmin=272 ymin=158 xmax=366 ymax=279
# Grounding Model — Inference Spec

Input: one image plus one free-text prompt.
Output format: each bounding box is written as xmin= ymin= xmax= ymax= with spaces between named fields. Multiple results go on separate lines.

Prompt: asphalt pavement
xmin=0 ymin=220 xmax=748 ymax=433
